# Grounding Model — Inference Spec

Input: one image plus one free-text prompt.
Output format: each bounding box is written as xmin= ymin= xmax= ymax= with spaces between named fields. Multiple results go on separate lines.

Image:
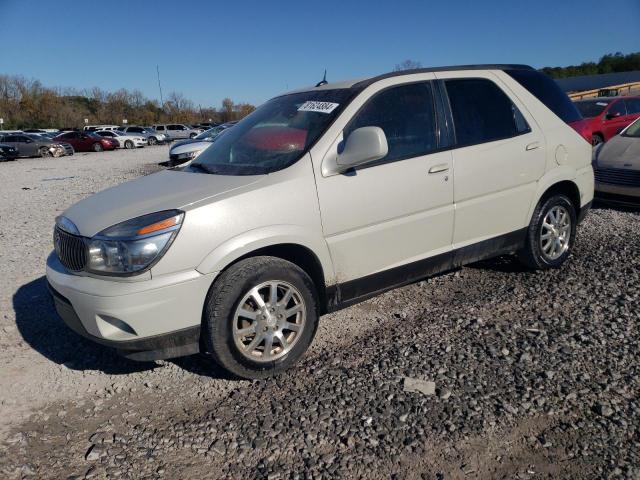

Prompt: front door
xmin=315 ymin=80 xmax=455 ymax=289
xmin=602 ymin=101 xmax=628 ymax=140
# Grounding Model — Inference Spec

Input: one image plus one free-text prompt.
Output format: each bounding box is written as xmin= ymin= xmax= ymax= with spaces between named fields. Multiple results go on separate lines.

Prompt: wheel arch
xmin=528 ymin=173 xmax=582 ymax=224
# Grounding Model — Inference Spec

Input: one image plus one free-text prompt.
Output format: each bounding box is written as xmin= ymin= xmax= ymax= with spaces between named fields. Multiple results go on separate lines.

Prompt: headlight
xmin=87 ymin=210 xmax=184 ymax=275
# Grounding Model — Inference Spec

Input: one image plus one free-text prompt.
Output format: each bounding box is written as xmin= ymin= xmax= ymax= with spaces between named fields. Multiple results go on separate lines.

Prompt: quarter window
xmin=445 ymin=78 xmax=530 ymax=146
xmin=345 ymin=82 xmax=438 ymax=164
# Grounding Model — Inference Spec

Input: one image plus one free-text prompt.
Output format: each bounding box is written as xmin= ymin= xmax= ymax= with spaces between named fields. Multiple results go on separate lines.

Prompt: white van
xmin=47 ymin=65 xmax=594 ymax=379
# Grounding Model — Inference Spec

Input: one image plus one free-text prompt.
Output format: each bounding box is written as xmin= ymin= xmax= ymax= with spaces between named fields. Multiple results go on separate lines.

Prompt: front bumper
xmin=46 ymin=253 xmax=216 ymax=361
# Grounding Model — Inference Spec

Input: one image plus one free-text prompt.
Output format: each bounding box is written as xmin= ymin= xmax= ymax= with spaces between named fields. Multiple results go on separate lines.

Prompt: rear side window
xmin=445 ymin=78 xmax=530 ymax=146
xmin=506 ymin=69 xmax=582 ymax=123
xmin=345 ymin=81 xmax=438 ymax=164
xmin=626 ymin=98 xmax=640 ymax=114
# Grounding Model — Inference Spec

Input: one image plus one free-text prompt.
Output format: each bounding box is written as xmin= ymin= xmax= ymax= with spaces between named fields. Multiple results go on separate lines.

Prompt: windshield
xmin=623 ymin=118 xmax=640 ymax=137
xmin=190 ymin=89 xmax=355 ymax=175
xmin=574 ymin=100 xmax=610 ymax=118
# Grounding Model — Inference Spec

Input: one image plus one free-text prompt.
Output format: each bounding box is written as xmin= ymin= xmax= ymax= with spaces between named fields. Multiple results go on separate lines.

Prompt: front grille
xmin=54 ymin=227 xmax=86 ymax=271
xmin=595 ymin=167 xmax=640 ymax=187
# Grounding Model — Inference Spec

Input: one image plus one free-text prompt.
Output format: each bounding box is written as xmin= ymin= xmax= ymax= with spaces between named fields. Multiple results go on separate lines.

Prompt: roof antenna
xmin=315 ymin=69 xmax=328 ymax=87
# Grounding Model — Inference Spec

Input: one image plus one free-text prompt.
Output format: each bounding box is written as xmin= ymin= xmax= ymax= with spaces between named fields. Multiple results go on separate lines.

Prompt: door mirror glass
xmin=606 ymin=111 xmax=621 ymax=120
xmin=336 ymin=127 xmax=388 ymax=170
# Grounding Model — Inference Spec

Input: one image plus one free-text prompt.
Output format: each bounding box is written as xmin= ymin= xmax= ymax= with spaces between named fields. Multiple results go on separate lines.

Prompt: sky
xmin=0 ymin=0 xmax=639 ymax=109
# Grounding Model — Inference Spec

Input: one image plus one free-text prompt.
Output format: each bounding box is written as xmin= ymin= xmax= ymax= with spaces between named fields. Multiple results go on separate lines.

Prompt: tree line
xmin=0 ymin=75 xmax=256 ymax=130
xmin=541 ymin=52 xmax=640 ymax=79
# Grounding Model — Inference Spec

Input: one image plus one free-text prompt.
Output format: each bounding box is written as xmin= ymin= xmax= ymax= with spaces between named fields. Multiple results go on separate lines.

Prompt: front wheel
xmin=38 ymin=147 xmax=51 ymax=157
xmin=92 ymin=142 xmax=103 ymax=152
xmin=592 ymin=133 xmax=604 ymax=146
xmin=148 ymin=136 xmax=157 ymax=145
xmin=518 ymin=194 xmax=577 ymax=270
xmin=203 ymin=256 xmax=319 ymax=379
xmin=124 ymin=140 xmax=134 ymax=149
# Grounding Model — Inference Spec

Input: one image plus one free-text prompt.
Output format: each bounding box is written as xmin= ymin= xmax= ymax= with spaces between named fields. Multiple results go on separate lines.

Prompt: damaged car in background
xmin=0 ymin=133 xmax=74 ymax=157
xmin=167 ymin=123 xmax=235 ymax=166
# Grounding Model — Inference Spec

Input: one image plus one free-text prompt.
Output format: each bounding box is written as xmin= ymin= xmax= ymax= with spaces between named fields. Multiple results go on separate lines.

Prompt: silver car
xmin=152 ymin=124 xmax=201 ymax=141
xmin=593 ymin=118 xmax=640 ymax=205
xmin=119 ymin=126 xmax=167 ymax=145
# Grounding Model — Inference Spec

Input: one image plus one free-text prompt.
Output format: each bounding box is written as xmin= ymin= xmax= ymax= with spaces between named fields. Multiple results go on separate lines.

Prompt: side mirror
xmin=606 ymin=112 xmax=621 ymax=120
xmin=336 ymin=126 xmax=388 ymax=171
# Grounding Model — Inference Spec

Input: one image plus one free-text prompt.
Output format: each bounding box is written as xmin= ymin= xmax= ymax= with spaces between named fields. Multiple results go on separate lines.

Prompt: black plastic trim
xmin=326 ymin=228 xmax=527 ymax=313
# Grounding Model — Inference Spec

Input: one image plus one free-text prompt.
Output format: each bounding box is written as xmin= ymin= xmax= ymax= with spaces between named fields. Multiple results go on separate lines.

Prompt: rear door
xmin=436 ymin=72 xmax=546 ymax=247
xmin=316 ymin=79 xmax=455 ymax=285
xmin=624 ymin=98 xmax=640 ymax=127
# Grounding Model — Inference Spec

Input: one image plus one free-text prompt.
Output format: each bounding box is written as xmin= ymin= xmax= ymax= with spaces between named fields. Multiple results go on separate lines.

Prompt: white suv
xmin=47 ymin=65 xmax=594 ymax=379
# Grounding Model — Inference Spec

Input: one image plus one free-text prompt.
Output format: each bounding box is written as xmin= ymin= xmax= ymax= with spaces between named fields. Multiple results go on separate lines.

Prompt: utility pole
xmin=156 ymin=65 xmax=164 ymax=109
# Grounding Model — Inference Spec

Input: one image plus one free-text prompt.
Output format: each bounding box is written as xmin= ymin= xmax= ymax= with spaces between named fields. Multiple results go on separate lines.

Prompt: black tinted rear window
xmin=506 ymin=69 xmax=582 ymax=124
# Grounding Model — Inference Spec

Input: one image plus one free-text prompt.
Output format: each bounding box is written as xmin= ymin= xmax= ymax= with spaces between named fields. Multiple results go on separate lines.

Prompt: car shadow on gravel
xmin=467 ymin=254 xmax=530 ymax=273
xmin=13 ymin=276 xmax=157 ymax=375
xmin=168 ymin=355 xmax=238 ymax=380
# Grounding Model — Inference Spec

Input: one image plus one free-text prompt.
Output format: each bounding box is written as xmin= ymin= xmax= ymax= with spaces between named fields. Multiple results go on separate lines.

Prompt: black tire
xmin=148 ymin=136 xmax=157 ymax=145
xmin=517 ymin=194 xmax=577 ymax=270
xmin=124 ymin=140 xmax=134 ymax=149
xmin=592 ymin=133 xmax=604 ymax=146
xmin=203 ymin=256 xmax=319 ymax=379
xmin=189 ymin=133 xmax=197 ymax=138
xmin=92 ymin=142 xmax=103 ymax=152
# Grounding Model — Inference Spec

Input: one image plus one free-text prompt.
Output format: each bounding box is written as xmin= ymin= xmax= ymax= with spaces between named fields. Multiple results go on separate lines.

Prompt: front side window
xmin=445 ymin=78 xmax=530 ymax=146
xmin=167 ymin=125 xmax=180 ymax=130
xmin=623 ymin=119 xmax=640 ymax=137
xmin=191 ymin=89 xmax=355 ymax=175
xmin=344 ymin=82 xmax=437 ymax=164
xmin=155 ymin=125 xmax=165 ymax=131
xmin=607 ymin=101 xmax=627 ymax=117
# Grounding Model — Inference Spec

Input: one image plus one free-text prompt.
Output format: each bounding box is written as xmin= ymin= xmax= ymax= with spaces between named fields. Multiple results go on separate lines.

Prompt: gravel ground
xmin=0 ymin=150 xmax=639 ymax=479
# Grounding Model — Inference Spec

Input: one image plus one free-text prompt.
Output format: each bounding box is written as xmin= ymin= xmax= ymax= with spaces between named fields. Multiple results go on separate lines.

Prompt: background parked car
xmin=54 ymin=131 xmax=118 ymax=152
xmin=574 ymin=96 xmax=640 ymax=146
xmin=83 ymin=125 xmax=120 ymax=132
xmin=592 ymin=117 xmax=640 ymax=205
xmin=0 ymin=143 xmax=19 ymax=161
xmin=95 ymin=130 xmax=147 ymax=148
xmin=118 ymin=126 xmax=167 ymax=145
xmin=0 ymin=133 xmax=73 ymax=157
xmin=167 ymin=123 xmax=234 ymax=165
xmin=152 ymin=124 xmax=201 ymax=140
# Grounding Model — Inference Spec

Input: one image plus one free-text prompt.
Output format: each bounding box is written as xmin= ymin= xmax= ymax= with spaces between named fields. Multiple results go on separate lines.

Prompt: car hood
xmin=62 ymin=169 xmax=264 ymax=236
xmin=596 ymin=135 xmax=640 ymax=169
xmin=171 ymin=138 xmax=211 ymax=149
xmin=171 ymin=140 xmax=212 ymax=155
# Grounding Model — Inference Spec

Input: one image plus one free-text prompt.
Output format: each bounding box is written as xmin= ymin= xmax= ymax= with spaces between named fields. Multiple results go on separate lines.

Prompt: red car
xmin=573 ymin=96 xmax=640 ymax=146
xmin=53 ymin=131 xmax=118 ymax=152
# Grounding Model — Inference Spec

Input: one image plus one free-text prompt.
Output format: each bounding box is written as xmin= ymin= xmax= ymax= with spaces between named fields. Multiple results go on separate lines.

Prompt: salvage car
xmin=574 ymin=96 xmax=640 ymax=146
xmin=0 ymin=143 xmax=19 ymax=161
xmin=168 ymin=124 xmax=234 ymax=165
xmin=53 ymin=131 xmax=118 ymax=152
xmin=0 ymin=133 xmax=74 ymax=157
xmin=95 ymin=130 xmax=147 ymax=149
xmin=592 ymin=117 xmax=640 ymax=205
xmin=47 ymin=64 xmax=593 ymax=379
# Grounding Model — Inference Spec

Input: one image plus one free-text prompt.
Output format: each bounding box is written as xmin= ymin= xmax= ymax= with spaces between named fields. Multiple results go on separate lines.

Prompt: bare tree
xmin=393 ymin=59 xmax=422 ymax=71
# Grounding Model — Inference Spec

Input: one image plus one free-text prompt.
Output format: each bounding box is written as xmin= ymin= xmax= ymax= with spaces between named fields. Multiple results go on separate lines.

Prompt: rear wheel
xmin=92 ymin=142 xmax=103 ymax=152
xmin=518 ymin=194 xmax=577 ymax=270
xmin=592 ymin=133 xmax=604 ymax=146
xmin=124 ymin=140 xmax=134 ymax=149
xmin=203 ymin=256 xmax=319 ymax=379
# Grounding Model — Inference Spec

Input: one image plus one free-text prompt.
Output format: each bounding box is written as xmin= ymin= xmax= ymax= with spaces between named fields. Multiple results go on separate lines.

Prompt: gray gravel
xmin=0 ymin=152 xmax=639 ymax=479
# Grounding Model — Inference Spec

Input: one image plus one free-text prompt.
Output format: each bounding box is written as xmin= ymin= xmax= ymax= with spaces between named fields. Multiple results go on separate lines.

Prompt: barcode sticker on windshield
xmin=596 ymin=102 xmax=608 ymax=106
xmin=298 ymin=101 xmax=340 ymax=114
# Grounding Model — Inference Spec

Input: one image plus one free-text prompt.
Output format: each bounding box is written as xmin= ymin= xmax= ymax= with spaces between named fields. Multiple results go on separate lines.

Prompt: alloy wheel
xmin=540 ymin=205 xmax=571 ymax=261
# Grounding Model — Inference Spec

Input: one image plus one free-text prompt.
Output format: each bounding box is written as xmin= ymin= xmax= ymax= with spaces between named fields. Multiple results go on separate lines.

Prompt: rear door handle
xmin=526 ymin=142 xmax=540 ymax=151
xmin=428 ymin=164 xmax=449 ymax=174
